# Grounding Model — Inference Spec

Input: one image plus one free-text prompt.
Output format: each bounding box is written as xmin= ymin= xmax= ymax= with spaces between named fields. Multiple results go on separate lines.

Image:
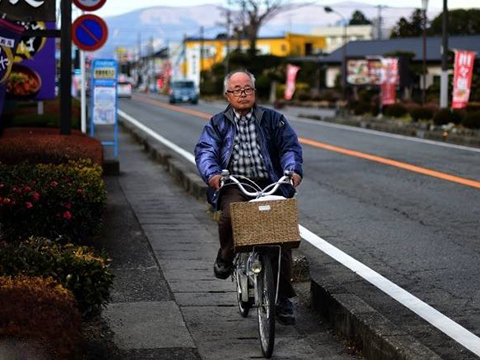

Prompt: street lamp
xmin=422 ymin=0 xmax=429 ymax=106
xmin=324 ymin=6 xmax=347 ymax=102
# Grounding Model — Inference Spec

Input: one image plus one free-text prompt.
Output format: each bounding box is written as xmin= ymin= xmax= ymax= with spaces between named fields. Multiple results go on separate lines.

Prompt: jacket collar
xmin=224 ymin=104 xmax=264 ymax=124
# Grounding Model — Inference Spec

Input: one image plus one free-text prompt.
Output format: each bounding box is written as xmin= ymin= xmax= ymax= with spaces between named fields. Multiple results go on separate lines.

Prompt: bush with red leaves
xmin=0 ymin=128 xmax=103 ymax=165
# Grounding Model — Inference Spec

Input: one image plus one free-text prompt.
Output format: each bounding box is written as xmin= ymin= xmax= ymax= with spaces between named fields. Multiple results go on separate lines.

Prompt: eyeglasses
xmin=226 ymin=87 xmax=255 ymax=97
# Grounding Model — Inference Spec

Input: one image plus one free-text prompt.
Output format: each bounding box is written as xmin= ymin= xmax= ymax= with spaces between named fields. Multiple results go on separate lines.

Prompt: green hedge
xmin=0 ymin=159 xmax=106 ymax=242
xmin=0 ymin=237 xmax=114 ymax=315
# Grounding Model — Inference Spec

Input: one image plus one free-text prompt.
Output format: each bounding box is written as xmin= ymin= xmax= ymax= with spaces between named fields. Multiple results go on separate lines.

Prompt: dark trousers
xmin=217 ymin=185 xmax=296 ymax=299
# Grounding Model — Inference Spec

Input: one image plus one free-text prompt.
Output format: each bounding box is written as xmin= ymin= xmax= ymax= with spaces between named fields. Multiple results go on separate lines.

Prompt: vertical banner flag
xmin=452 ymin=50 xmax=476 ymax=109
xmin=381 ymin=58 xmax=399 ymax=106
xmin=0 ymin=18 xmax=24 ymax=117
xmin=284 ymin=64 xmax=300 ymax=100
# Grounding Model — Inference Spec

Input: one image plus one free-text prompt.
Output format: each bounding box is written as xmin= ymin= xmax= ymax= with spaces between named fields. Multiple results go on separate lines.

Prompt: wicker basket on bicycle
xmin=230 ymin=198 xmax=301 ymax=252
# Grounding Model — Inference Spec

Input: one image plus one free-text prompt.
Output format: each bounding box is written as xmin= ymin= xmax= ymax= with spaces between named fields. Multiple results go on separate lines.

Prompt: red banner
xmin=284 ymin=64 xmax=300 ymax=100
xmin=452 ymin=50 xmax=476 ymax=109
xmin=381 ymin=58 xmax=398 ymax=106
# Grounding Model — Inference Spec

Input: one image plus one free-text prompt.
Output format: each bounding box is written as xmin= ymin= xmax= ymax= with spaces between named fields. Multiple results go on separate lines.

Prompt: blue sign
xmin=90 ymin=59 xmax=118 ymax=158
xmin=72 ymin=14 xmax=108 ymax=52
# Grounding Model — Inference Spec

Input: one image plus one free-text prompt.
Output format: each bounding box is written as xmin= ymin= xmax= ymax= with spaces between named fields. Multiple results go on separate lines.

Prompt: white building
xmin=312 ymin=25 xmax=373 ymax=54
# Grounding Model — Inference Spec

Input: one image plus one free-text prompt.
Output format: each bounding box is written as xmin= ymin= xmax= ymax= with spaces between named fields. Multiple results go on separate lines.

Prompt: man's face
xmin=225 ymin=72 xmax=256 ymax=112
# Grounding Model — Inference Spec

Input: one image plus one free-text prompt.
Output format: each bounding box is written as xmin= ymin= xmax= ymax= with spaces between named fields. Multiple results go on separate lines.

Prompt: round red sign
xmin=73 ymin=0 xmax=107 ymax=12
xmin=72 ymin=14 xmax=108 ymax=51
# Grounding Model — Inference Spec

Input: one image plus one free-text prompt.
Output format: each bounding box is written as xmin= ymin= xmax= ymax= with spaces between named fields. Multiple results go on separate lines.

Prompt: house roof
xmin=322 ymin=36 xmax=480 ymax=63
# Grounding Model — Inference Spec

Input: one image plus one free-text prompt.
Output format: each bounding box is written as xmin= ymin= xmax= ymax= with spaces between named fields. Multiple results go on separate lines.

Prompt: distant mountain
xmin=98 ymin=2 xmax=439 ymax=57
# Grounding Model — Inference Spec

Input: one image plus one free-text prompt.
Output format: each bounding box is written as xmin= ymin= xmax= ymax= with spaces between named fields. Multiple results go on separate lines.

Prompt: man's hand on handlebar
xmin=291 ymin=173 xmax=302 ymax=188
xmin=209 ymin=174 xmax=222 ymax=190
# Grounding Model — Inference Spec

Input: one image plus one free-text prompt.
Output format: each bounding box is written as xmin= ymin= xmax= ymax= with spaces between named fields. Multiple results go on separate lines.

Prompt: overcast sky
xmin=91 ymin=0 xmax=479 ymax=18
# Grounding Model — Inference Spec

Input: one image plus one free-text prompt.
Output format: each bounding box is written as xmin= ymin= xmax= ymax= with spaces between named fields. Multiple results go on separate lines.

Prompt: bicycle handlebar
xmin=219 ymin=170 xmax=295 ymax=198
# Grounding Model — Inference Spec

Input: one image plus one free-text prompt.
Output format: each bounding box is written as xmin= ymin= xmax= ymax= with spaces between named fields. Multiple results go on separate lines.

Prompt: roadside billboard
xmin=0 ymin=0 xmax=56 ymax=22
xmin=6 ymin=21 xmax=55 ymax=100
xmin=347 ymin=59 xmax=382 ymax=85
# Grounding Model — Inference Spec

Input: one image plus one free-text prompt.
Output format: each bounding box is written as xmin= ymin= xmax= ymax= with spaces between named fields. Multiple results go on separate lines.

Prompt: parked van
xmin=169 ymin=80 xmax=198 ymax=105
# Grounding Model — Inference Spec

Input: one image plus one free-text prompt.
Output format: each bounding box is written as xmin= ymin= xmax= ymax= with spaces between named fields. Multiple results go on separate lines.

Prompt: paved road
xmin=100 ymin=129 xmax=362 ymax=360
xmin=119 ymin=93 xmax=480 ymax=359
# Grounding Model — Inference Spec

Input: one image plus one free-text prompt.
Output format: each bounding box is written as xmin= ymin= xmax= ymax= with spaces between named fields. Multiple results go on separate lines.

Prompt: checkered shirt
xmin=229 ymin=110 xmax=269 ymax=179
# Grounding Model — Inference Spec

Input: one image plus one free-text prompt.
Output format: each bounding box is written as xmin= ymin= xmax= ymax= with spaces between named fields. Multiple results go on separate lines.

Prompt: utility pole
xmin=60 ymin=0 xmax=72 ymax=135
xmin=200 ymin=26 xmax=204 ymax=86
xmin=225 ymin=0 xmax=231 ymax=75
xmin=377 ymin=5 xmax=385 ymax=40
xmin=440 ymin=0 xmax=449 ymax=108
xmin=183 ymin=34 xmax=187 ymax=79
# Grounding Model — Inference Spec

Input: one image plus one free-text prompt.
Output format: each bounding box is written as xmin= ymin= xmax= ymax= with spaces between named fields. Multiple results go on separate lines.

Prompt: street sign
xmin=72 ymin=14 xmax=108 ymax=52
xmin=90 ymin=58 xmax=118 ymax=157
xmin=73 ymin=0 xmax=107 ymax=12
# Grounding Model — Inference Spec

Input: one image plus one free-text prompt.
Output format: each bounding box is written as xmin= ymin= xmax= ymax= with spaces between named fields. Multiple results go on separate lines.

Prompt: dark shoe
xmin=214 ymin=249 xmax=232 ymax=280
xmin=276 ymin=298 xmax=295 ymax=325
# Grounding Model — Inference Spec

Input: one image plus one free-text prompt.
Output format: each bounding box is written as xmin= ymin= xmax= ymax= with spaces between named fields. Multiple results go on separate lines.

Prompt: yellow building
xmin=183 ymin=33 xmax=326 ymax=86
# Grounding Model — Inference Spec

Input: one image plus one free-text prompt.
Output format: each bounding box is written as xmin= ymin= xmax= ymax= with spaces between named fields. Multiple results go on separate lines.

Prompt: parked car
xmin=169 ymin=80 xmax=198 ymax=104
xmin=117 ymin=80 xmax=132 ymax=98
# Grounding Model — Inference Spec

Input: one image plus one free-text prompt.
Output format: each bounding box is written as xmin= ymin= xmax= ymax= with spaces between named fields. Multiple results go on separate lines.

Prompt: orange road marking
xmin=133 ymin=94 xmax=210 ymax=120
xmin=131 ymin=93 xmax=480 ymax=190
xmin=299 ymin=137 xmax=480 ymax=189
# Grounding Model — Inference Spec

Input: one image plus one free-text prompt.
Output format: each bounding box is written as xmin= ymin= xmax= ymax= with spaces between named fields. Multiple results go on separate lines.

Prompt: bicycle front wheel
xmin=257 ymin=253 xmax=275 ymax=358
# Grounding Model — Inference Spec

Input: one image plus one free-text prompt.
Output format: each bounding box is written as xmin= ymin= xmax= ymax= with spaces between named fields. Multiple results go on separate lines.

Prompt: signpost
xmin=72 ymin=14 xmax=108 ymax=52
xmin=90 ymin=58 xmax=118 ymax=157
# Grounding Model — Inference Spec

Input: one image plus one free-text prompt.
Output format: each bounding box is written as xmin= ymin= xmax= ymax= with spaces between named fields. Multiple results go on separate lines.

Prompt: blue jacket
xmin=194 ymin=104 xmax=303 ymax=207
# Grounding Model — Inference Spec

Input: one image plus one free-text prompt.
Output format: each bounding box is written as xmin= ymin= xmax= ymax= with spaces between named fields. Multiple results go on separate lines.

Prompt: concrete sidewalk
xmin=97 ymin=129 xmax=362 ymax=359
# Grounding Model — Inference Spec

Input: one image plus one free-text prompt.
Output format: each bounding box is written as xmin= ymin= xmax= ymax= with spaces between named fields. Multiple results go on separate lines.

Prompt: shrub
xmin=0 ymin=238 xmax=114 ymax=314
xmin=410 ymin=107 xmax=434 ymax=122
xmin=384 ymin=104 xmax=408 ymax=118
xmin=424 ymin=103 xmax=440 ymax=117
xmin=466 ymin=103 xmax=480 ymax=113
xmin=405 ymin=102 xmax=421 ymax=115
xmin=462 ymin=111 xmax=480 ymax=129
xmin=0 ymin=276 xmax=82 ymax=359
xmin=295 ymin=90 xmax=311 ymax=101
xmin=353 ymin=102 xmax=371 ymax=116
xmin=0 ymin=128 xmax=102 ymax=165
xmin=433 ymin=109 xmax=463 ymax=126
xmin=0 ymin=159 xmax=107 ymax=241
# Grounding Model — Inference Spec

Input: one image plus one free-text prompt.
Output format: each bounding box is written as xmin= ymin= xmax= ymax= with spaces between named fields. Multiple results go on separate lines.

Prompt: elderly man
xmin=194 ymin=70 xmax=303 ymax=325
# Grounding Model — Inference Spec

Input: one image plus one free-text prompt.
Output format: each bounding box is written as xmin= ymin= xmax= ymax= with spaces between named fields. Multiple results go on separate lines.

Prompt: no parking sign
xmin=72 ymin=14 xmax=108 ymax=51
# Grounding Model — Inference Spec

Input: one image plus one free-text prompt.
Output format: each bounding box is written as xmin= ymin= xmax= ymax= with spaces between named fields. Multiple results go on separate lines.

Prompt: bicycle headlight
xmin=251 ymin=260 xmax=262 ymax=274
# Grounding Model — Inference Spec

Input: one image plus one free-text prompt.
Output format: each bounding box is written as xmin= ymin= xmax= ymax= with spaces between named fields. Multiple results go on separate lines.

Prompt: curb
xmin=310 ymin=278 xmax=442 ymax=360
xmin=298 ymin=114 xmax=480 ymax=149
xmin=118 ymin=116 xmax=439 ymax=360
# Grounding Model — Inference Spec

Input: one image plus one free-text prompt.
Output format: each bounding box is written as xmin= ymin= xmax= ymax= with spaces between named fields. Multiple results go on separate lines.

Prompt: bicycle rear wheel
xmin=257 ymin=253 xmax=275 ymax=358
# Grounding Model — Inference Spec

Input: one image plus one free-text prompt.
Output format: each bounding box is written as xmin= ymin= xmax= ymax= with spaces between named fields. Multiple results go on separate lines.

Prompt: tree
xmin=390 ymin=9 xmax=424 ymax=38
xmin=229 ymin=0 xmax=296 ymax=57
xmin=349 ymin=10 xmax=372 ymax=25
xmin=429 ymin=9 xmax=480 ymax=36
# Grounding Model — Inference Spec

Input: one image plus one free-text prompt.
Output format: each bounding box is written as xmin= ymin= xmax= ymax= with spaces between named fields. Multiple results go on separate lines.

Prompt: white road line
xmin=300 ymin=226 xmax=480 ymax=356
xmin=118 ymin=110 xmax=196 ymax=164
xmin=287 ymin=115 xmax=480 ymax=153
xmin=118 ymin=109 xmax=480 ymax=357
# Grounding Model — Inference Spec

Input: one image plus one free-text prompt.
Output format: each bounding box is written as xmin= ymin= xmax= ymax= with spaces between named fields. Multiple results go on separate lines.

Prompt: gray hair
xmin=223 ymin=70 xmax=256 ymax=93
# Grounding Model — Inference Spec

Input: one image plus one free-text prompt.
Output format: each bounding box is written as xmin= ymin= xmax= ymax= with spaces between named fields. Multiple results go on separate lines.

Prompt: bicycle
xmin=219 ymin=170 xmax=301 ymax=358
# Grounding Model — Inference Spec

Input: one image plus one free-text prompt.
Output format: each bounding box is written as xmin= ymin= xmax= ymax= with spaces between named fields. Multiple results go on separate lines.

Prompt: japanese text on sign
xmin=452 ymin=50 xmax=476 ymax=109
xmin=94 ymin=67 xmax=116 ymax=80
